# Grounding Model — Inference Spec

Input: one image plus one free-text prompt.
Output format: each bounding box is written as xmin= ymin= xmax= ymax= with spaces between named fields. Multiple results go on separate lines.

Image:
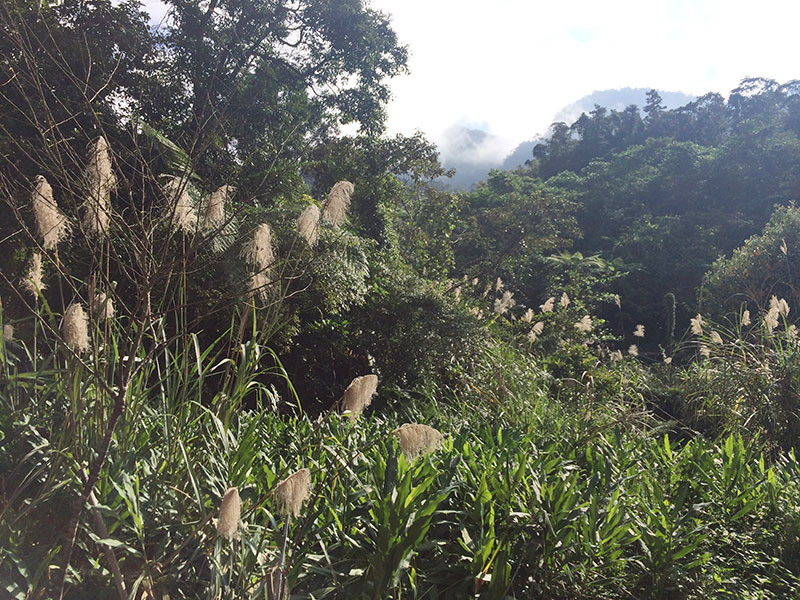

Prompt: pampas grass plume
xmin=84 ymin=136 xmax=115 ymax=236
xmin=163 ymin=177 xmax=198 ymax=233
xmin=241 ymin=223 xmax=275 ymax=270
xmin=560 ymin=292 xmax=570 ymax=308
xmin=248 ymin=271 xmax=270 ymax=300
xmin=574 ymin=315 xmax=592 ymax=333
xmin=217 ymin=487 xmax=241 ymax=541
xmin=633 ymin=324 xmax=645 ymax=338
xmin=62 ymin=303 xmax=89 ymax=353
xmin=540 ymin=297 xmax=555 ymax=313
xmin=297 ymin=204 xmax=321 ymax=246
xmin=321 ymin=181 xmax=354 ymax=225
xmin=494 ymin=290 xmax=515 ymax=315
xmin=392 ymin=424 xmax=443 ymax=460
xmin=32 ymin=175 xmax=69 ymax=249
xmin=205 ymin=184 xmax=232 ymax=229
xmin=21 ymin=252 xmax=45 ymax=297
xmin=91 ymin=292 xmax=115 ymax=320
xmin=341 ymin=374 xmax=378 ymax=417
xmin=742 ymin=310 xmax=751 ymax=326
xmin=628 ymin=344 xmax=639 ymax=357
xmin=275 ymin=468 xmax=311 ymax=518
xmin=690 ymin=314 xmax=704 ymax=335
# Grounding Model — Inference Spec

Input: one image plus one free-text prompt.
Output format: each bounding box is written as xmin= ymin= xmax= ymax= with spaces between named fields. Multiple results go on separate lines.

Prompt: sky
xmin=141 ymin=0 xmax=800 ymax=158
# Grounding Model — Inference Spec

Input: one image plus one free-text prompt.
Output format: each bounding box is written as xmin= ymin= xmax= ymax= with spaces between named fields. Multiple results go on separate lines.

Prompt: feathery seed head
xmin=540 ymin=297 xmax=555 ymax=313
xmin=275 ymin=468 xmax=311 ymax=518
xmin=574 ymin=315 xmax=592 ymax=333
xmin=742 ymin=310 xmax=751 ymax=326
xmin=341 ymin=374 xmax=378 ymax=417
xmin=765 ymin=306 xmax=780 ymax=334
xmin=532 ymin=321 xmax=544 ymax=336
xmin=710 ymin=331 xmax=723 ymax=345
xmin=560 ymin=292 xmax=570 ymax=308
xmin=248 ymin=271 xmax=271 ymax=300
xmin=204 ymin=185 xmax=233 ymax=229
xmin=3 ymin=324 xmax=13 ymax=341
xmin=241 ymin=223 xmax=275 ymax=270
xmin=781 ymin=239 xmax=788 ymax=255
xmin=392 ymin=423 xmax=443 ymax=460
xmin=21 ymin=252 xmax=45 ymax=297
xmin=217 ymin=487 xmax=241 ymax=540
xmin=494 ymin=290 xmax=516 ymax=315
xmin=664 ymin=356 xmax=673 ymax=365
xmin=321 ymin=181 xmax=354 ymax=226
xmin=32 ymin=175 xmax=69 ymax=249
xmin=614 ymin=294 xmax=621 ymax=309
xmin=495 ymin=277 xmax=504 ymax=292
xmin=628 ymin=344 xmax=639 ymax=357
xmin=163 ymin=177 xmax=198 ymax=233
xmin=522 ymin=308 xmax=534 ymax=323
xmin=610 ymin=349 xmax=623 ymax=361
xmin=297 ymin=204 xmax=321 ymax=246
xmin=633 ymin=324 xmax=645 ymax=338
xmin=699 ymin=344 xmax=711 ymax=358
xmin=62 ymin=303 xmax=89 ymax=353
xmin=91 ymin=291 xmax=115 ymax=320
xmin=471 ymin=277 xmax=479 ymax=287
xmin=83 ymin=136 xmax=115 ymax=236
xmin=788 ymin=325 xmax=798 ymax=340
xmin=690 ymin=314 xmax=704 ymax=335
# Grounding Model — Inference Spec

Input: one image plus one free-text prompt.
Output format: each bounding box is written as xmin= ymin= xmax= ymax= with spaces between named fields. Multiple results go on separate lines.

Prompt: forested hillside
xmin=3 ymin=2 xmax=800 ymax=599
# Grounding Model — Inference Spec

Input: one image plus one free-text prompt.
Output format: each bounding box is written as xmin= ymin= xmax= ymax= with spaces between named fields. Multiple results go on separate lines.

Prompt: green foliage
xmin=705 ymin=203 xmax=800 ymax=318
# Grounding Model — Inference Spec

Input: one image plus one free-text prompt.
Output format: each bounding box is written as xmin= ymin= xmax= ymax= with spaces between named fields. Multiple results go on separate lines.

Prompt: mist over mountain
xmin=501 ymin=88 xmax=696 ymax=171
xmin=438 ymin=87 xmax=696 ymax=190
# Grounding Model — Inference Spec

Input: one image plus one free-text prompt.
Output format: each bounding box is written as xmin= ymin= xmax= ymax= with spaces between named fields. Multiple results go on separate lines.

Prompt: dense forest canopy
xmin=5 ymin=1 xmax=800 ymax=598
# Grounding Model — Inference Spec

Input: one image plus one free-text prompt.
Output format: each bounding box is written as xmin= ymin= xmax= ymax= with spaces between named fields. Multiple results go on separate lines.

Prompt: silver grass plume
xmin=690 ymin=314 xmax=704 ymax=335
xmin=522 ymin=308 xmax=534 ymax=323
xmin=62 ymin=303 xmax=89 ymax=353
xmin=321 ymin=181 xmax=354 ymax=226
xmin=494 ymin=290 xmax=516 ymax=315
xmin=83 ymin=136 xmax=116 ymax=236
xmin=628 ymin=344 xmax=639 ymax=357
xmin=392 ymin=423 xmax=443 ymax=460
xmin=297 ymin=204 xmax=321 ymax=246
xmin=216 ymin=487 xmax=241 ymax=541
xmin=540 ymin=297 xmax=555 ymax=313
xmin=204 ymin=185 xmax=233 ymax=229
xmin=163 ymin=176 xmax=198 ymax=233
xmin=91 ymin=291 xmax=115 ymax=320
xmin=341 ymin=374 xmax=378 ymax=417
xmin=3 ymin=324 xmax=13 ymax=341
xmin=574 ymin=315 xmax=592 ymax=333
xmin=21 ymin=252 xmax=45 ymax=297
xmin=275 ymin=468 xmax=311 ymax=518
xmin=32 ymin=175 xmax=69 ymax=249
xmin=527 ymin=321 xmax=544 ymax=342
xmin=710 ymin=331 xmax=724 ymax=345
xmin=560 ymin=292 xmax=570 ymax=308
xmin=248 ymin=271 xmax=271 ymax=300
xmin=742 ymin=310 xmax=751 ymax=326
xmin=633 ymin=324 xmax=645 ymax=338
xmin=241 ymin=223 xmax=275 ymax=271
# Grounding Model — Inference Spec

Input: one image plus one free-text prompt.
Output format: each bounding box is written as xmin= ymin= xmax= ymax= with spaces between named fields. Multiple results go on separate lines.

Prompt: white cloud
xmin=370 ymin=0 xmax=800 ymax=150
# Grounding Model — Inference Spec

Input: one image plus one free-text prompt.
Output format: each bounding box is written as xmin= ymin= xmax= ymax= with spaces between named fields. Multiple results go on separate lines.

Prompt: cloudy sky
xmin=142 ymin=0 xmax=800 ymax=154
xmin=370 ymin=0 xmax=800 ymax=149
